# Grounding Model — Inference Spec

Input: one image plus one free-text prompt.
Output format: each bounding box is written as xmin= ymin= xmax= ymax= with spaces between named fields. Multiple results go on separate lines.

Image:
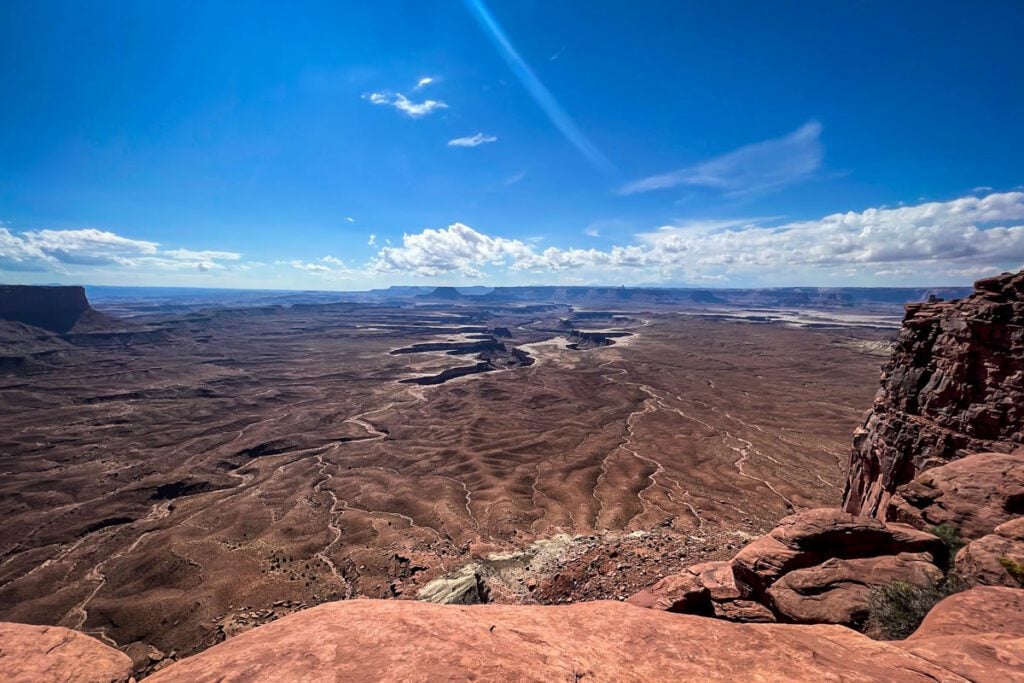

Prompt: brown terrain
xmin=3 ymin=273 xmax=1023 ymax=682
xmin=0 ymin=284 xmax=891 ymax=670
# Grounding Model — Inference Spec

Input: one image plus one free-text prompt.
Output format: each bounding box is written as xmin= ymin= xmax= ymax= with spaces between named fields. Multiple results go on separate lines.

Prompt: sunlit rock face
xmin=843 ymin=270 xmax=1024 ymax=518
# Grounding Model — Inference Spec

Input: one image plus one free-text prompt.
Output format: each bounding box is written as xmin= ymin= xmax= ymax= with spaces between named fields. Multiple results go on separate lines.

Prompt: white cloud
xmin=164 ymin=248 xmax=241 ymax=261
xmin=364 ymin=91 xmax=447 ymax=118
xmin=584 ymin=227 xmax=600 ymax=238
xmin=415 ymin=76 xmax=435 ymax=90
xmin=448 ymin=133 xmax=498 ymax=148
xmin=0 ymin=226 xmax=240 ymax=275
xmin=346 ymin=216 xmax=356 ymax=223
xmin=370 ymin=222 xmax=534 ymax=277
xmin=364 ymin=192 xmax=1024 ymax=285
xmin=368 ymin=233 xmax=376 ymax=246
xmin=620 ymin=121 xmax=824 ymax=197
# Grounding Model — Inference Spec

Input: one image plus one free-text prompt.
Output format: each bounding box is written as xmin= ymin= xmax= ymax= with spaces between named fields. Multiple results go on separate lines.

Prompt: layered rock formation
xmin=629 ymin=508 xmax=946 ymax=628
xmin=844 ymin=271 xmax=1024 ymax=517
xmin=3 ymin=589 xmax=1022 ymax=682
xmin=0 ymin=285 xmax=92 ymax=333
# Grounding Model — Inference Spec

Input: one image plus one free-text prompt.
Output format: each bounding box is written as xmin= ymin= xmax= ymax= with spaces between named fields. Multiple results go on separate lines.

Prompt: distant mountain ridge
xmin=398 ymin=285 xmax=972 ymax=309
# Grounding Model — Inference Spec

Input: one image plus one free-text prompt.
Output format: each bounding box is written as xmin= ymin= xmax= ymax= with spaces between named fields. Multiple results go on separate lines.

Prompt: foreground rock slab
xmin=142 ymin=596 xmax=1023 ymax=682
xmin=897 ymin=586 xmax=1024 ymax=680
xmin=0 ymin=622 xmax=133 ymax=683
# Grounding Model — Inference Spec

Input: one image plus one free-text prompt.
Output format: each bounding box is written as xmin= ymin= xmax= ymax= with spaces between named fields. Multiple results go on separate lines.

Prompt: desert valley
xmin=3 ymin=275 xmax=1024 ymax=680
xmin=3 ymin=3 xmax=1024 ymax=679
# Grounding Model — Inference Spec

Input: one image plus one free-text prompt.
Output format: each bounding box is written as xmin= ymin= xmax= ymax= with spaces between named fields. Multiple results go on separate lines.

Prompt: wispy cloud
xmin=448 ymin=133 xmax=498 ymax=148
xmin=368 ymin=233 xmax=376 ymax=246
xmin=364 ymin=91 xmax=447 ymax=118
xmin=619 ymin=121 xmax=824 ymax=197
xmin=415 ymin=76 xmax=435 ymax=90
xmin=464 ymin=0 xmax=614 ymax=174
xmin=346 ymin=216 xmax=356 ymax=223
xmin=504 ymin=171 xmax=526 ymax=186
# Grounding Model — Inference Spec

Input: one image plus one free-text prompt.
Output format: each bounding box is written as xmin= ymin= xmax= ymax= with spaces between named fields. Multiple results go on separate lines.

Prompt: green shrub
xmin=998 ymin=556 xmax=1024 ymax=586
xmin=929 ymin=523 xmax=966 ymax=561
xmin=866 ymin=576 xmax=965 ymax=640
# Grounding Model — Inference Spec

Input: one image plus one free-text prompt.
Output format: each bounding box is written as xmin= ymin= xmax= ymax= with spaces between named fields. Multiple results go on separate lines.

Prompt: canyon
xmin=1 ymin=274 xmax=1022 ymax=681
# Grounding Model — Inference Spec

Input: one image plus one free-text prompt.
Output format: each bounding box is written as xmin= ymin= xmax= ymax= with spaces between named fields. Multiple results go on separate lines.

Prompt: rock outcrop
xmin=844 ymin=271 xmax=1024 ymax=517
xmin=135 ymin=591 xmax=1021 ymax=682
xmin=898 ymin=586 xmax=1024 ymax=681
xmin=887 ymin=450 xmax=1024 ymax=540
xmin=955 ymin=517 xmax=1024 ymax=587
xmin=630 ymin=508 xmax=946 ymax=628
xmin=0 ymin=285 xmax=92 ymax=333
xmin=0 ymin=622 xmax=133 ymax=683
xmin=4 ymin=590 xmax=1018 ymax=682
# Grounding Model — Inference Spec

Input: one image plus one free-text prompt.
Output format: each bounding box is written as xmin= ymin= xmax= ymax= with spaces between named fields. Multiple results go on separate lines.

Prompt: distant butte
xmin=0 ymin=284 xmax=93 ymax=332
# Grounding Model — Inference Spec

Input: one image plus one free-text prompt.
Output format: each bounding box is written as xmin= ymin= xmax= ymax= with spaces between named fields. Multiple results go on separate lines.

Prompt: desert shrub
xmin=866 ymin=576 xmax=965 ymax=640
xmin=929 ymin=523 xmax=965 ymax=561
xmin=998 ymin=556 xmax=1024 ymax=586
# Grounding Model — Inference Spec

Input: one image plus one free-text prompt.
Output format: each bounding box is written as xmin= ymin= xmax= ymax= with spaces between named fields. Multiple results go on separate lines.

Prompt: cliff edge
xmin=0 ymin=284 xmax=94 ymax=333
xmin=843 ymin=270 xmax=1024 ymax=517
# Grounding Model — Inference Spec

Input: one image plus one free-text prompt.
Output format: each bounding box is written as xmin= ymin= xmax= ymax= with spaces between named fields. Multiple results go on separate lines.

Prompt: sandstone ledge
xmin=137 ymin=594 xmax=1022 ymax=682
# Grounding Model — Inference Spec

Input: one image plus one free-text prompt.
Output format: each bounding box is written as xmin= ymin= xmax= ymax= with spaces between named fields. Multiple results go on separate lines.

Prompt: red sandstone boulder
xmin=766 ymin=552 xmax=943 ymax=626
xmin=905 ymin=585 xmax=1024 ymax=639
xmin=955 ymin=517 xmax=1024 ymax=587
xmin=145 ymin=598 xmax=1001 ymax=682
xmin=887 ymin=451 xmax=1024 ymax=540
xmin=731 ymin=508 xmax=944 ymax=595
xmin=0 ymin=622 xmax=133 ymax=683
xmin=627 ymin=560 xmax=776 ymax=622
xmin=896 ymin=586 xmax=1024 ymax=680
xmin=625 ymin=570 xmax=709 ymax=613
xmin=710 ymin=599 xmax=775 ymax=622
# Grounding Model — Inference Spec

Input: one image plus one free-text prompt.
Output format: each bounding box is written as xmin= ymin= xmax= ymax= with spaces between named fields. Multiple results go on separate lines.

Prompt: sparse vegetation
xmin=998 ymin=556 xmax=1024 ymax=585
xmin=929 ymin=523 xmax=965 ymax=563
xmin=866 ymin=576 xmax=965 ymax=640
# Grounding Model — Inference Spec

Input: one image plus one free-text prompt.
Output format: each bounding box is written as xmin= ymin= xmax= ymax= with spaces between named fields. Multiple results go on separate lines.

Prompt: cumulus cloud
xmin=448 ymin=133 xmax=498 ymax=148
xmin=280 ymin=256 xmax=352 ymax=277
xmin=370 ymin=223 xmax=534 ymax=277
xmin=364 ymin=192 xmax=1024 ymax=284
xmin=0 ymin=226 xmax=239 ymax=274
xmin=364 ymin=91 xmax=447 ymax=118
xmin=620 ymin=121 xmax=824 ymax=197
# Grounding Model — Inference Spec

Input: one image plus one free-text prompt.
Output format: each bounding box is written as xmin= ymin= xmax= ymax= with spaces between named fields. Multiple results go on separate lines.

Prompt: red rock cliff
xmin=843 ymin=270 xmax=1024 ymax=517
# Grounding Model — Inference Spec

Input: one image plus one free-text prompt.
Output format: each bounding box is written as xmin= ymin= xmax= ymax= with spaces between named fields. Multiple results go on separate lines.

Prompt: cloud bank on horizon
xmin=3 ymin=192 xmax=1022 ymax=288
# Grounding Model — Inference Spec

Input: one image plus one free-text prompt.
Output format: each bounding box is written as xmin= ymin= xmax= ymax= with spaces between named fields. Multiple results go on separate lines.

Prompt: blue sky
xmin=1 ymin=1 xmax=1023 ymax=289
